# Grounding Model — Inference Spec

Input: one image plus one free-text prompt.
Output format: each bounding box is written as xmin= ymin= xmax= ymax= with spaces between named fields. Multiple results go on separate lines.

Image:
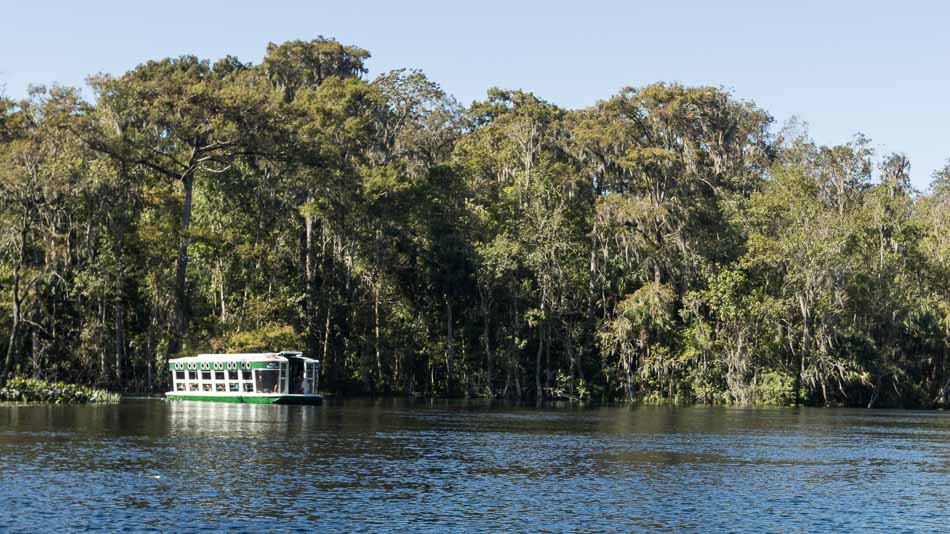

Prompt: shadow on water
xmin=1 ymin=398 xmax=949 ymax=531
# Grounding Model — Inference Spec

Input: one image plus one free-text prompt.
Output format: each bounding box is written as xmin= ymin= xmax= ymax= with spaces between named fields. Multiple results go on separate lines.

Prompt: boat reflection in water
xmin=165 ymin=398 xmax=323 ymax=438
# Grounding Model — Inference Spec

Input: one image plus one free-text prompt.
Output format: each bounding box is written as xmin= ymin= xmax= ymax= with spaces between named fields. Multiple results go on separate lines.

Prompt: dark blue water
xmin=1 ymin=400 xmax=948 ymax=532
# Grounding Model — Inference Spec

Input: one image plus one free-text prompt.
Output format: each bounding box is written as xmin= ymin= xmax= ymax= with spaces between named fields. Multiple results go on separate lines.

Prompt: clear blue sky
xmin=2 ymin=0 xmax=946 ymax=190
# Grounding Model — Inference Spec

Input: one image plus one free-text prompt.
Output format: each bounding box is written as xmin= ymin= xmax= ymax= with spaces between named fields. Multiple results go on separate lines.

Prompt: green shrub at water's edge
xmin=0 ymin=377 xmax=121 ymax=404
xmin=752 ymin=371 xmax=796 ymax=406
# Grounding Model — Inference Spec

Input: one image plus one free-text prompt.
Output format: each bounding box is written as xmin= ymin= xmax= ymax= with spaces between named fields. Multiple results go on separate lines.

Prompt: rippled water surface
xmin=1 ymin=400 xmax=949 ymax=532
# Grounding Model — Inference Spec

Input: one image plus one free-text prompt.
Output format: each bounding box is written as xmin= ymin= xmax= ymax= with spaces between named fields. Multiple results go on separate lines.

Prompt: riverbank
xmin=0 ymin=377 xmax=120 ymax=404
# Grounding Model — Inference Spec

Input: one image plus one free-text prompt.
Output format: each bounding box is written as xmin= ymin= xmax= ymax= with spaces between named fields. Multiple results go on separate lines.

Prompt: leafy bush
xmin=211 ymin=324 xmax=303 ymax=353
xmin=752 ymin=371 xmax=796 ymax=406
xmin=0 ymin=377 xmax=121 ymax=404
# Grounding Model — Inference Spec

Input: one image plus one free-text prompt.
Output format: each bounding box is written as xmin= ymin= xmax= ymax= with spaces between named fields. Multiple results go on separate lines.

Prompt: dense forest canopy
xmin=1 ymin=37 xmax=948 ymax=407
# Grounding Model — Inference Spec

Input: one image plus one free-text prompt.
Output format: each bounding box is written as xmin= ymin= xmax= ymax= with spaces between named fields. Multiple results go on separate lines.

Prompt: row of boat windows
xmin=175 ymin=370 xmax=252 ymax=382
xmin=175 ymin=382 xmax=254 ymax=392
xmin=173 ymin=370 xmax=256 ymax=392
xmin=173 ymin=368 xmax=284 ymax=394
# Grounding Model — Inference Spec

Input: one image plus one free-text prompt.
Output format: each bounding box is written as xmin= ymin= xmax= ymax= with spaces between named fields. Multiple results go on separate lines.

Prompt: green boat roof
xmin=169 ymin=352 xmax=318 ymax=364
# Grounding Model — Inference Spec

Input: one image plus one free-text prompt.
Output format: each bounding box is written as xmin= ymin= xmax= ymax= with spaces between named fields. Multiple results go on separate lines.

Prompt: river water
xmin=1 ymin=399 xmax=948 ymax=532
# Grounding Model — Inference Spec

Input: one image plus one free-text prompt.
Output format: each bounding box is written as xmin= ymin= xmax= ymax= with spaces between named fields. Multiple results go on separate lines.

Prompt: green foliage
xmin=752 ymin=371 xmax=797 ymax=406
xmin=0 ymin=377 xmax=120 ymax=404
xmin=0 ymin=38 xmax=947 ymax=407
xmin=213 ymin=325 xmax=303 ymax=353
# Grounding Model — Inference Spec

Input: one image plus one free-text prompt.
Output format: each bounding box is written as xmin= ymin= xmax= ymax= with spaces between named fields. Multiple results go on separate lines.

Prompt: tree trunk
xmin=3 ymin=222 xmax=29 ymax=378
xmin=374 ymin=228 xmax=383 ymax=391
xmin=545 ymin=329 xmax=551 ymax=393
xmin=98 ymin=297 xmax=107 ymax=383
xmin=110 ymin=168 xmax=129 ymax=390
xmin=536 ymin=287 xmax=546 ymax=405
xmin=480 ymin=294 xmax=493 ymax=397
xmin=217 ymin=259 xmax=227 ymax=322
xmin=319 ymin=225 xmax=336 ymax=388
xmin=796 ymin=294 xmax=809 ymax=406
xmin=445 ymin=295 xmax=455 ymax=397
xmin=322 ymin=310 xmax=331 ymax=383
xmin=374 ymin=278 xmax=382 ymax=391
xmin=114 ymin=299 xmax=125 ymax=389
xmin=627 ymin=343 xmax=637 ymax=403
xmin=304 ymin=204 xmax=324 ymax=365
xmin=171 ymin=172 xmax=195 ymax=356
xmin=31 ymin=314 xmax=40 ymax=380
xmin=4 ymin=304 xmax=19 ymax=378
xmin=535 ymin=321 xmax=544 ymax=405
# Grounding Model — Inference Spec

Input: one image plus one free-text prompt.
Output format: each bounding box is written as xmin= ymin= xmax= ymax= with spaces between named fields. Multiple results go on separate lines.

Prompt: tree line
xmin=1 ymin=37 xmax=948 ymax=407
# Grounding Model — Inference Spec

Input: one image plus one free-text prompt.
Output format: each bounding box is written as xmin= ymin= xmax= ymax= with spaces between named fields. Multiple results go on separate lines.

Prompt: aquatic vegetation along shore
xmin=0 ymin=377 xmax=120 ymax=404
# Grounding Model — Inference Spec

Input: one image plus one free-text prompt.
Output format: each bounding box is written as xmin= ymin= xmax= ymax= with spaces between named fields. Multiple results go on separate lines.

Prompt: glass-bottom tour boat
xmin=165 ymin=351 xmax=322 ymax=405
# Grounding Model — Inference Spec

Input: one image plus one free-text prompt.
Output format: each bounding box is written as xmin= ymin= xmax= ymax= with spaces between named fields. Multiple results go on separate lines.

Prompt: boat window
xmin=214 ymin=371 xmax=225 ymax=381
xmin=243 ymin=383 xmax=253 ymax=392
xmin=255 ymin=369 xmax=281 ymax=394
xmin=188 ymin=371 xmax=198 ymax=380
xmin=228 ymin=370 xmax=238 ymax=380
xmin=201 ymin=371 xmax=212 ymax=381
xmin=175 ymin=371 xmax=185 ymax=380
xmin=176 ymin=383 xmax=185 ymax=391
xmin=215 ymin=384 xmax=226 ymax=392
xmin=202 ymin=384 xmax=212 ymax=391
xmin=242 ymin=370 xmax=252 ymax=381
xmin=306 ymin=362 xmax=318 ymax=394
xmin=189 ymin=383 xmax=199 ymax=391
xmin=228 ymin=383 xmax=239 ymax=392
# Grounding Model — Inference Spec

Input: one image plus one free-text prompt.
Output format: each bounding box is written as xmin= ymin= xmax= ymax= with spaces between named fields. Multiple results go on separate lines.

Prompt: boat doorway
xmin=284 ymin=353 xmax=319 ymax=394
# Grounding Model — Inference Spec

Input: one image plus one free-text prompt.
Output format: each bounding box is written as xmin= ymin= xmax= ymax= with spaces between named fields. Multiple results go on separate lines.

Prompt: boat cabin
xmin=166 ymin=352 xmax=321 ymax=404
